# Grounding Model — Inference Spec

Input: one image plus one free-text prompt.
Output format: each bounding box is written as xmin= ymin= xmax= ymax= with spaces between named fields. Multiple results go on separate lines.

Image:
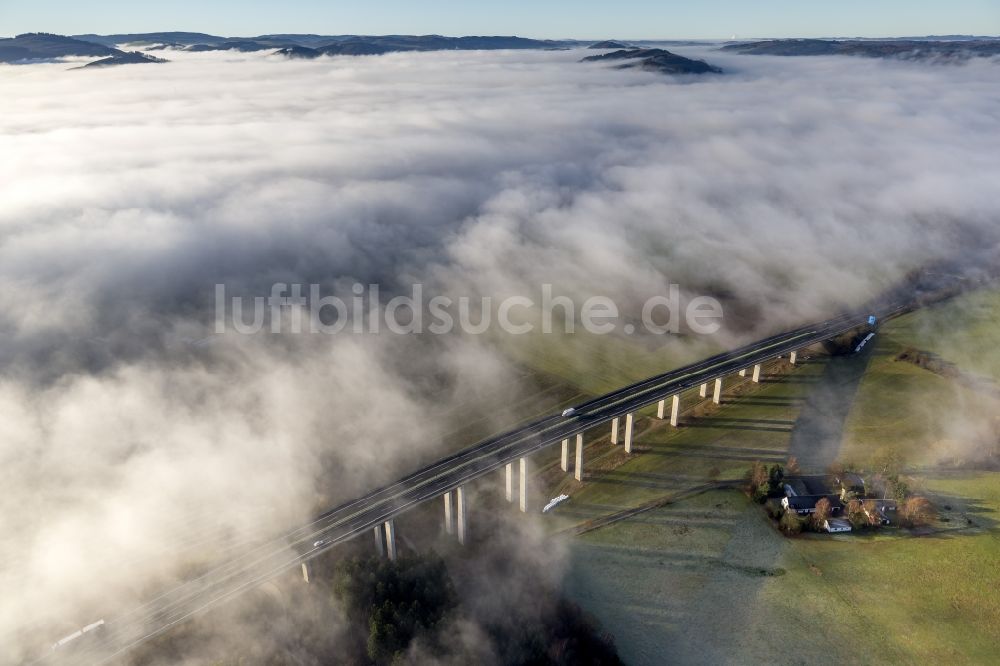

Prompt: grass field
xmin=436 ymin=327 xmax=724 ymax=458
xmin=772 ymin=470 xmax=1000 ymax=664
xmin=542 ymin=355 xmax=820 ymax=533
xmin=841 ymin=290 xmax=1000 ymax=468
xmin=533 ymin=286 xmax=1000 ymax=665
xmin=563 ymin=465 xmax=1000 ymax=665
xmin=501 ymin=327 xmax=723 ymax=397
xmin=885 ymin=288 xmax=1000 ymax=383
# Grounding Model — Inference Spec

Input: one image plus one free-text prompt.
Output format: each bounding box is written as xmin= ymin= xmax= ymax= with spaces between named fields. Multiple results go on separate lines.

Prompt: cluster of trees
xmin=333 ymin=554 xmax=457 ymax=663
xmin=870 ymin=450 xmax=910 ymax=502
xmin=779 ymin=510 xmax=806 ymax=535
xmin=831 ymin=452 xmax=911 ymax=502
xmin=842 ymin=495 xmax=934 ymax=529
xmin=748 ymin=461 xmax=789 ymax=503
xmin=748 ymin=459 xmax=801 ymax=503
xmin=330 ymin=553 xmax=623 ymax=665
xmin=844 ymin=497 xmax=883 ymax=529
xmin=333 ymin=554 xmax=457 ymax=664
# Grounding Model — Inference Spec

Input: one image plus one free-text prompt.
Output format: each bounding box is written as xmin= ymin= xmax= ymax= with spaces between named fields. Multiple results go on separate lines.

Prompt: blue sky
xmin=2 ymin=0 xmax=998 ymax=39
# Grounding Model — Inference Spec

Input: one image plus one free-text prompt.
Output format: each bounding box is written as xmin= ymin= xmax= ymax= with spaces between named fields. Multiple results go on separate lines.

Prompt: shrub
xmin=779 ymin=511 xmax=804 ymax=536
xmin=752 ymin=482 xmax=771 ymax=504
xmin=749 ymin=461 xmax=768 ymax=489
xmin=891 ymin=477 xmax=910 ymax=503
xmin=765 ymin=499 xmax=785 ymax=520
xmin=810 ymin=497 xmax=832 ymax=531
xmin=900 ymin=496 xmax=935 ymax=527
xmin=768 ymin=464 xmax=785 ymax=491
xmin=846 ymin=499 xmax=868 ymax=530
xmin=863 ymin=500 xmax=883 ymax=527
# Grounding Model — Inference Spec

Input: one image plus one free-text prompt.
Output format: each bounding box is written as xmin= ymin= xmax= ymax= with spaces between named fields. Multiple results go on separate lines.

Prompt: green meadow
xmin=525 ymin=287 xmax=1000 ymax=664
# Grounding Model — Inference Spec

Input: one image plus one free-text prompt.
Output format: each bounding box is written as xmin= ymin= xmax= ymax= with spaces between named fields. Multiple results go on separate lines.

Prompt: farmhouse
xmin=781 ymin=475 xmax=844 ymax=515
xmin=777 ymin=473 xmax=902 ymax=528
xmin=781 ymin=494 xmax=843 ymax=515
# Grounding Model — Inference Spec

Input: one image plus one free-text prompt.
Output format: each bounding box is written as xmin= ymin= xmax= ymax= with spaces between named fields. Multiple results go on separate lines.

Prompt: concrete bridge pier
xmin=713 ymin=377 xmax=723 ymax=404
xmin=624 ymin=413 xmax=635 ymax=453
xmin=699 ymin=382 xmax=708 ymax=398
xmin=443 ymin=491 xmax=454 ymax=535
xmin=611 ymin=417 xmax=620 ymax=444
xmin=374 ymin=524 xmax=385 ymax=557
xmin=790 ymin=350 xmax=798 ymax=365
xmin=301 ymin=562 xmax=310 ymax=583
xmin=384 ymin=520 xmax=397 ymax=561
xmin=656 ymin=399 xmax=666 ymax=419
xmin=752 ymin=363 xmax=762 ymax=383
xmin=670 ymin=394 xmax=680 ymax=426
xmin=519 ymin=458 xmax=528 ymax=512
xmin=456 ymin=486 xmax=467 ymax=544
xmin=505 ymin=462 xmax=514 ymax=502
xmin=561 ymin=438 xmax=569 ymax=471
xmin=575 ymin=433 xmax=584 ymax=481
xmin=739 ymin=368 xmax=747 ymax=377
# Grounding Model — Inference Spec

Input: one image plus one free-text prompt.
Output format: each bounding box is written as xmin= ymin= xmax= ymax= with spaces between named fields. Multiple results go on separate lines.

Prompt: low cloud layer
xmin=1 ymin=46 xmax=999 ymax=661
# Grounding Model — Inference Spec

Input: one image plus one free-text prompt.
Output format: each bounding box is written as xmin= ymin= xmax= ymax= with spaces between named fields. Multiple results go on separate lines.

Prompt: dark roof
xmin=784 ymin=495 xmax=843 ymax=511
xmin=785 ymin=475 xmax=836 ymax=496
xmin=784 ymin=479 xmax=808 ymax=496
xmin=836 ymin=473 xmax=865 ymax=490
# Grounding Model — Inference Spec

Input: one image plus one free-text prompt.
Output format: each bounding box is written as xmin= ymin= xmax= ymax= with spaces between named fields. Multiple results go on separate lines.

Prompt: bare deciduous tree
xmin=900 ymin=496 xmax=935 ymax=527
xmin=780 ymin=511 xmax=804 ymax=536
xmin=846 ymin=499 xmax=867 ymax=529
xmin=811 ymin=497 xmax=832 ymax=530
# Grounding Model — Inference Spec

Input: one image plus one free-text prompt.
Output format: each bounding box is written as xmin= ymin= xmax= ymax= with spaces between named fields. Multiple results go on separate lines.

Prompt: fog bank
xmin=1 ymin=46 xmax=999 ymax=661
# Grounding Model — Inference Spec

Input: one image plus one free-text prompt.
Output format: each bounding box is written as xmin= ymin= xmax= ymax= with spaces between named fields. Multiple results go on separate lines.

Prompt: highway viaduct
xmin=52 ymin=299 xmax=926 ymax=664
xmin=364 ymin=335 xmax=805 ymax=567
